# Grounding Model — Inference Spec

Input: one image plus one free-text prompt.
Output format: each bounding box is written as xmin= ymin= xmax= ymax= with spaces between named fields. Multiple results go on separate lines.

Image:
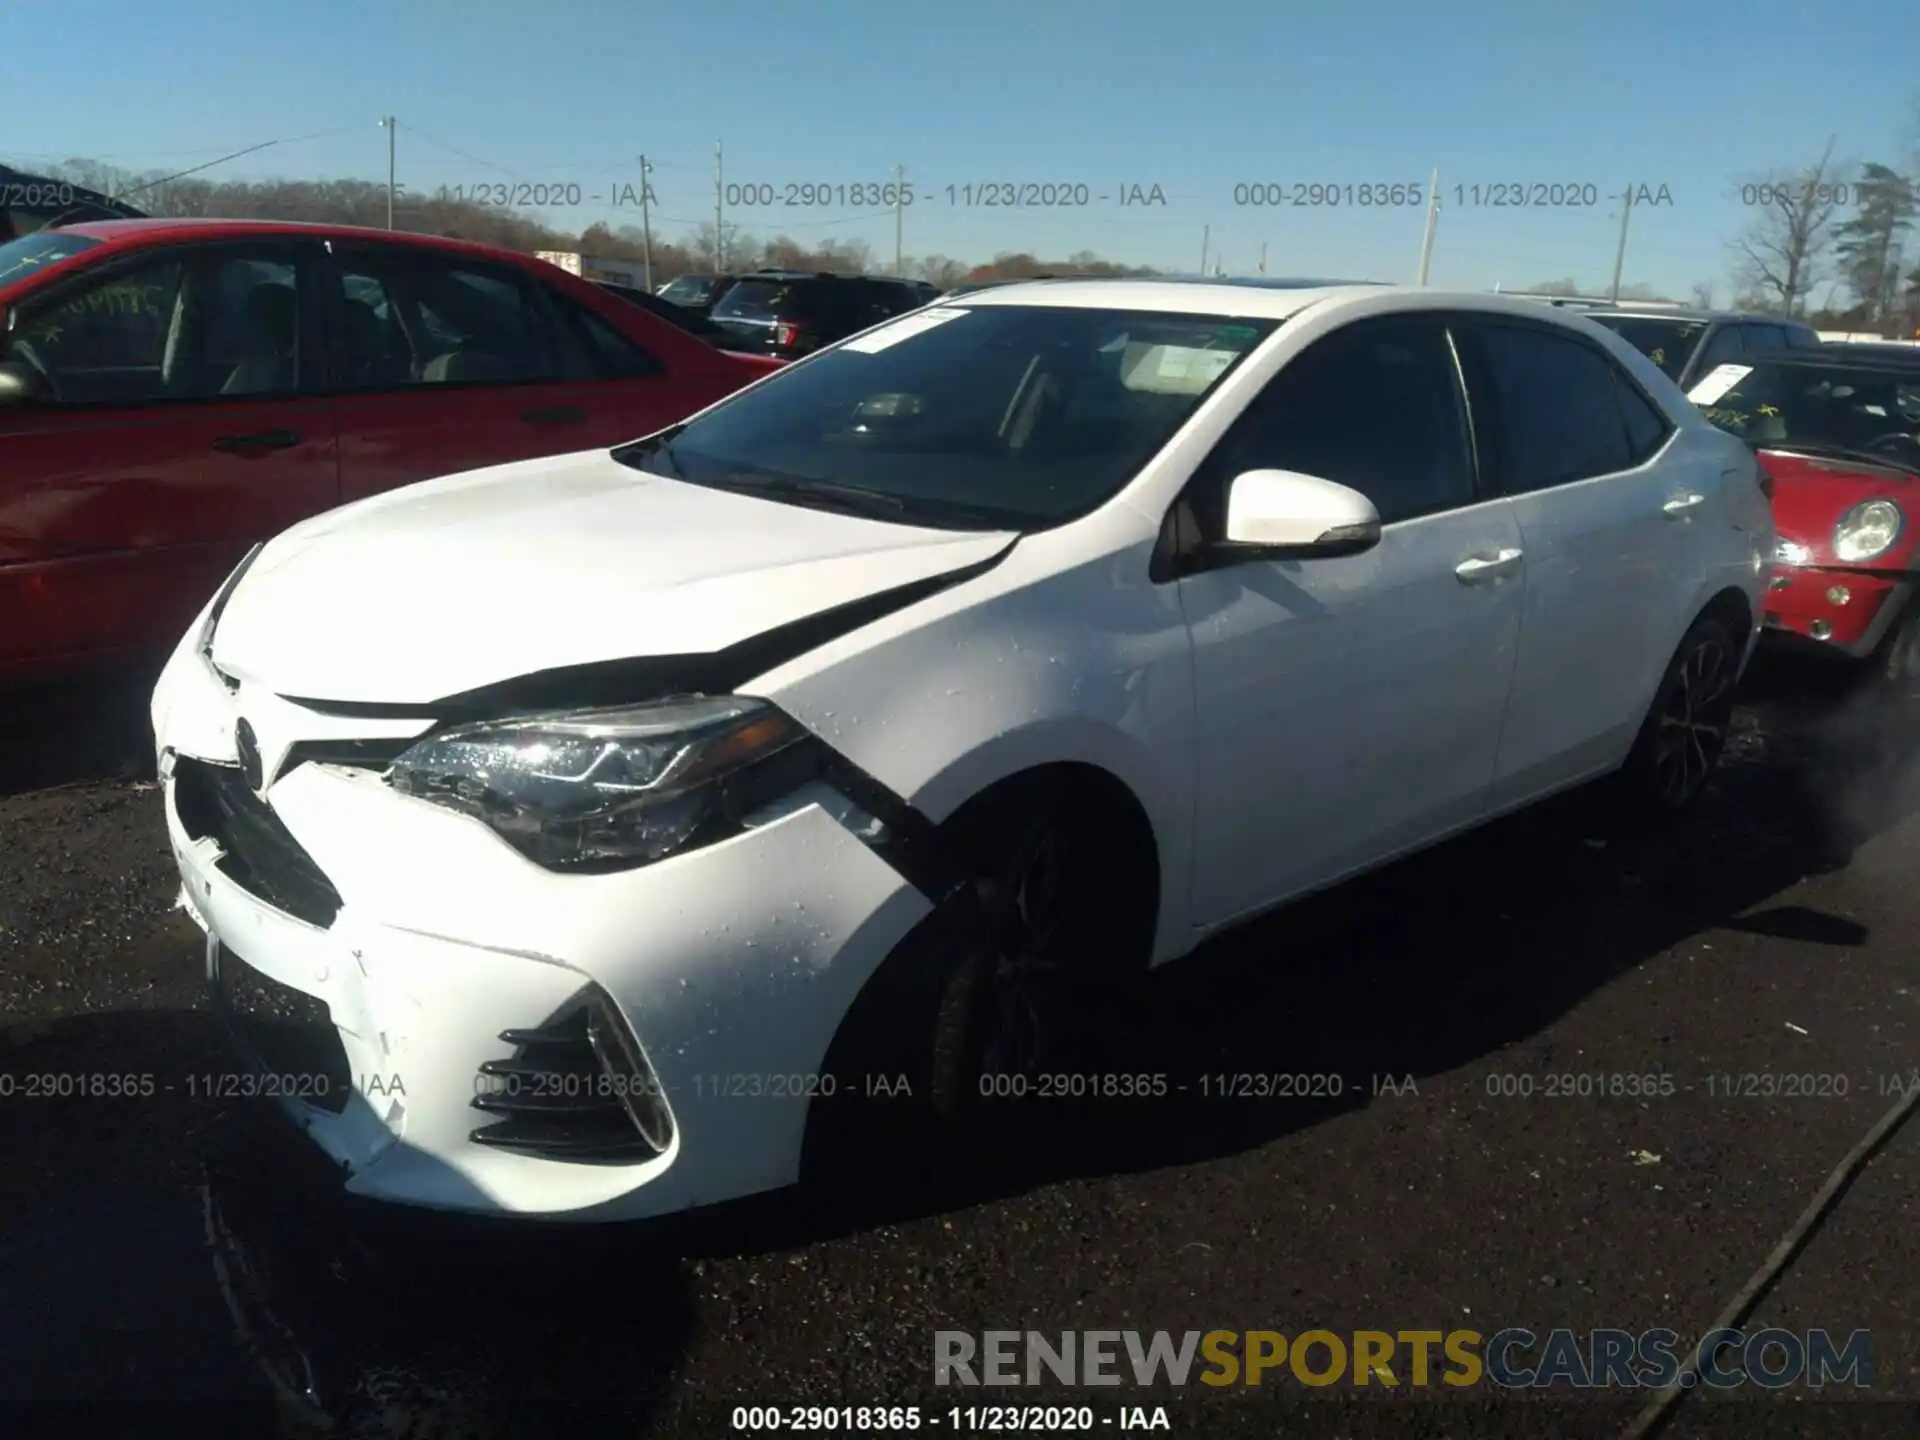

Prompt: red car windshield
xmin=1690 ymin=359 xmax=1920 ymax=470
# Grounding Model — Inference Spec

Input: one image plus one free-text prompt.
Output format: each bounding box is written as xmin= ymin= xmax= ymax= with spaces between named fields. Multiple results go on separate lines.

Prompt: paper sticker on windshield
xmin=1687 ymin=364 xmax=1753 ymax=406
xmin=840 ymin=308 xmax=967 ymax=354
xmin=1121 ymin=344 xmax=1236 ymax=394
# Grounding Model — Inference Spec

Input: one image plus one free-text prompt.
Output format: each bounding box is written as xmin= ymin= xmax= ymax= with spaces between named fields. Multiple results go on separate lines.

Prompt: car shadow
xmin=0 ymin=1006 xmax=698 ymax=1437
xmin=0 ymin=665 xmax=161 ymax=797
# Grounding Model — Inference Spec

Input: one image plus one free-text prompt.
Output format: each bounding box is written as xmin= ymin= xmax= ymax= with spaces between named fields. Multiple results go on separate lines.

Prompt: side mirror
xmin=1216 ymin=469 xmax=1382 ymax=560
xmin=0 ymin=360 xmax=47 ymax=406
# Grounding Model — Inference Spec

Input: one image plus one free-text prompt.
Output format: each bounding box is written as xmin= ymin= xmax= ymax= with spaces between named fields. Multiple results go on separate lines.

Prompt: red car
xmin=0 ymin=219 xmax=779 ymax=682
xmin=1690 ymin=347 xmax=1920 ymax=691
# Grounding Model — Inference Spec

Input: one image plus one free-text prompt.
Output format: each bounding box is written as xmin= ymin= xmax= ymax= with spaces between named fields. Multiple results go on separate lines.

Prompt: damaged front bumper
xmin=153 ymin=643 xmax=933 ymax=1222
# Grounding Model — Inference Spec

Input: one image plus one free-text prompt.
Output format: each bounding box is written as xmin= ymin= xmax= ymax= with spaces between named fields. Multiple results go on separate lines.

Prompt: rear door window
xmin=335 ymin=251 xmax=561 ymax=387
xmin=551 ymin=293 xmax=666 ymax=378
xmin=1467 ymin=320 xmax=1636 ymax=492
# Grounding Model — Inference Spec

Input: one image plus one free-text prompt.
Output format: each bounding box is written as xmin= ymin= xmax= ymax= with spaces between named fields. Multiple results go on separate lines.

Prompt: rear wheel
xmin=1618 ymin=613 xmax=1740 ymax=817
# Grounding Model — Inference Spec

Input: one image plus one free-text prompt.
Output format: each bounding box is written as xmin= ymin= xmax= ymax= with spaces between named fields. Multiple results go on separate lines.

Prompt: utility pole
xmin=1416 ymin=168 xmax=1440 ymax=285
xmin=638 ymin=155 xmax=655 ymax=291
xmin=713 ymin=141 xmax=725 ymax=274
xmin=894 ymin=164 xmax=905 ymax=277
xmin=1199 ymin=224 xmax=1209 ymax=276
xmin=382 ymin=116 xmax=396 ymax=230
xmin=1258 ymin=241 xmax=1267 ymax=276
xmin=1609 ymin=183 xmax=1635 ymax=302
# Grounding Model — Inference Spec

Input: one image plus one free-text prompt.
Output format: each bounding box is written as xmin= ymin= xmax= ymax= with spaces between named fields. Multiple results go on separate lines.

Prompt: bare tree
xmin=1689 ymin=280 xmax=1716 ymax=308
xmin=1525 ymin=277 xmax=1580 ymax=295
xmin=1730 ymin=139 xmax=1849 ymax=316
xmin=913 ymin=254 xmax=969 ymax=287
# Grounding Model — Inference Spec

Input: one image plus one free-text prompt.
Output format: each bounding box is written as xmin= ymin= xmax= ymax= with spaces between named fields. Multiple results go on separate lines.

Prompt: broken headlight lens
xmin=386 ymin=696 xmax=807 ymax=871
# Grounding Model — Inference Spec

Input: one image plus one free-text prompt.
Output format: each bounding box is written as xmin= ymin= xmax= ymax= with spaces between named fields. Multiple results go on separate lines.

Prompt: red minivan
xmin=0 ymin=220 xmax=780 ymax=682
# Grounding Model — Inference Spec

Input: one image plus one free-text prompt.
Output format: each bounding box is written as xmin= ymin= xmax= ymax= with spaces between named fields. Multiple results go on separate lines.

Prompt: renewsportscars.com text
xmin=933 ymin=1328 xmax=1872 ymax=1389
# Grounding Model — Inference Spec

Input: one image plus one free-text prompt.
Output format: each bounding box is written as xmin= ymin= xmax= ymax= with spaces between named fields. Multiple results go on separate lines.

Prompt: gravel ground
xmin=1 ymin=657 xmax=1917 ymax=1440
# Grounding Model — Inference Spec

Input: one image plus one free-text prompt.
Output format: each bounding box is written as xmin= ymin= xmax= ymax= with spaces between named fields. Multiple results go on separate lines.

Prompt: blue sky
xmin=8 ymin=0 xmax=1916 ymax=300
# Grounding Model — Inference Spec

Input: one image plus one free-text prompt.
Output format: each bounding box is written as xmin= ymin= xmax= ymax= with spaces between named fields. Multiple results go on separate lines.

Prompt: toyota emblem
xmin=235 ymin=718 xmax=263 ymax=792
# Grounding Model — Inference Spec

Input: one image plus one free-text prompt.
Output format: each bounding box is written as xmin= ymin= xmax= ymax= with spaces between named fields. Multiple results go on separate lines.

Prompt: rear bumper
xmin=1762 ymin=564 xmax=1908 ymax=659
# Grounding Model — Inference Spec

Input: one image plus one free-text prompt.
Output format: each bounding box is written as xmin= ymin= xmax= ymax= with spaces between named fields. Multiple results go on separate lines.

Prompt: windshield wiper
xmin=701 ymin=473 xmax=1026 ymax=530
xmin=707 ymin=474 xmax=912 ymax=519
xmin=1755 ymin=439 xmax=1920 ymax=475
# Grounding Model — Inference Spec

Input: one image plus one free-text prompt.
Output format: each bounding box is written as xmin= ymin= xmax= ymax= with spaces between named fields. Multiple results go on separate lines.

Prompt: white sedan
xmin=150 ymin=279 xmax=1772 ymax=1221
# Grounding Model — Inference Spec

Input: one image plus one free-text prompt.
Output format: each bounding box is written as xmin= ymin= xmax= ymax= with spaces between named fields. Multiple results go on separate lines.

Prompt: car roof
xmin=53 ymin=217 xmax=543 ymax=265
xmin=934 ymin=278 xmax=1598 ymax=323
xmin=739 ymin=269 xmax=900 ymax=283
xmin=1592 ymin=306 xmax=1805 ymax=326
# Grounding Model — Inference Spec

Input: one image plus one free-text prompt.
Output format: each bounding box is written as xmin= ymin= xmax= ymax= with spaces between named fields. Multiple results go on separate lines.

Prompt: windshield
xmin=0 ymin=232 xmax=101 ymax=293
xmin=658 ymin=275 xmax=715 ymax=305
xmin=713 ymin=279 xmax=809 ymax=320
xmin=1588 ymin=314 xmax=1710 ymax=382
xmin=614 ymin=304 xmax=1275 ymax=530
xmin=1688 ymin=359 xmax=1920 ymax=466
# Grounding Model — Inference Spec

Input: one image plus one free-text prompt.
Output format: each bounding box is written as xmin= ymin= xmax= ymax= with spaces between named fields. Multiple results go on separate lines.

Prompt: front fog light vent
xmin=470 ymin=991 xmax=672 ymax=1161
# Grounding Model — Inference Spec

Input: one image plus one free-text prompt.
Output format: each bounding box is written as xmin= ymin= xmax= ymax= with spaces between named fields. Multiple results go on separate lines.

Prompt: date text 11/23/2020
xmin=0 ymin=1071 xmax=407 ymax=1101
xmin=428 ymin=181 xmax=1171 ymax=210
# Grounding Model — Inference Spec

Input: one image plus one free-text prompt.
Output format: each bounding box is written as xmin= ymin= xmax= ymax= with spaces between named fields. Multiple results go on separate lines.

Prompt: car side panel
xmin=0 ymin=395 xmax=340 ymax=674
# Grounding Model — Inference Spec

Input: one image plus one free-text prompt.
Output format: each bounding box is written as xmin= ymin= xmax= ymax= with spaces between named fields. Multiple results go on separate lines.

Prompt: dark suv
xmin=1581 ymin=306 xmax=1822 ymax=389
xmin=707 ymin=270 xmax=930 ymax=359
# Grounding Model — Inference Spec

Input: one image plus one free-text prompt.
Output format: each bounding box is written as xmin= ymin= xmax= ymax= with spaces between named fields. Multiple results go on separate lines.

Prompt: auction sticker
xmin=1687 ymin=363 xmax=1752 ymax=406
xmin=841 ymin=308 xmax=968 ymax=354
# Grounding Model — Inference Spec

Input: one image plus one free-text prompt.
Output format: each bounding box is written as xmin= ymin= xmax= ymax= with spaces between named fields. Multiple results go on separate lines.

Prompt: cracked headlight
xmin=1833 ymin=500 xmax=1903 ymax=563
xmin=386 ymin=696 xmax=809 ymax=871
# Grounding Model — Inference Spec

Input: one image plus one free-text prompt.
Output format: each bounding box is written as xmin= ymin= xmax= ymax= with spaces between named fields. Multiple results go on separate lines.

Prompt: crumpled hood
xmin=209 ymin=448 xmax=1016 ymax=705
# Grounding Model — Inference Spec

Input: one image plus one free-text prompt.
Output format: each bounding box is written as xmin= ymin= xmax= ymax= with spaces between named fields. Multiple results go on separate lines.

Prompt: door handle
xmin=1663 ymin=493 xmax=1707 ymax=517
xmin=211 ymin=429 xmax=300 ymax=453
xmin=520 ymin=405 xmax=586 ymax=425
xmin=1455 ymin=548 xmax=1524 ymax=584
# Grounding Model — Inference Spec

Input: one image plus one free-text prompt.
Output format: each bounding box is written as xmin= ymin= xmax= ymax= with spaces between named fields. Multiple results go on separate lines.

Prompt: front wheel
xmin=801 ymin=787 xmax=1151 ymax=1184
xmin=1617 ymin=613 xmax=1741 ymax=817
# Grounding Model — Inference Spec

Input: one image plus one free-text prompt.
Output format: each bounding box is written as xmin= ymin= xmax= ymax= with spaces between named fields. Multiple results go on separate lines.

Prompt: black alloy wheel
xmin=1622 ymin=614 xmax=1740 ymax=815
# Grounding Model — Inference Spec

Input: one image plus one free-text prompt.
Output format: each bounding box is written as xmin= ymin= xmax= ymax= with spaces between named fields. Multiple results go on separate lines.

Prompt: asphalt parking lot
xmin=2 ymin=656 xmax=1918 ymax=1439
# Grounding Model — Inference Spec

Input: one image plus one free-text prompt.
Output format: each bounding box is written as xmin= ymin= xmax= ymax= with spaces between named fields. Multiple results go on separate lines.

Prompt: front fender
xmin=752 ymin=527 xmax=1200 ymax=962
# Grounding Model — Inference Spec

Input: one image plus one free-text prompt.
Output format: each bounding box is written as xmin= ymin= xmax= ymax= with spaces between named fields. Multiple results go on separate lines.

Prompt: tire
xmin=802 ymin=784 xmax=1150 ymax=1181
xmin=1866 ymin=595 xmax=1920 ymax=704
xmin=1617 ymin=613 xmax=1741 ymax=817
xmin=921 ymin=802 xmax=1144 ymax=1136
